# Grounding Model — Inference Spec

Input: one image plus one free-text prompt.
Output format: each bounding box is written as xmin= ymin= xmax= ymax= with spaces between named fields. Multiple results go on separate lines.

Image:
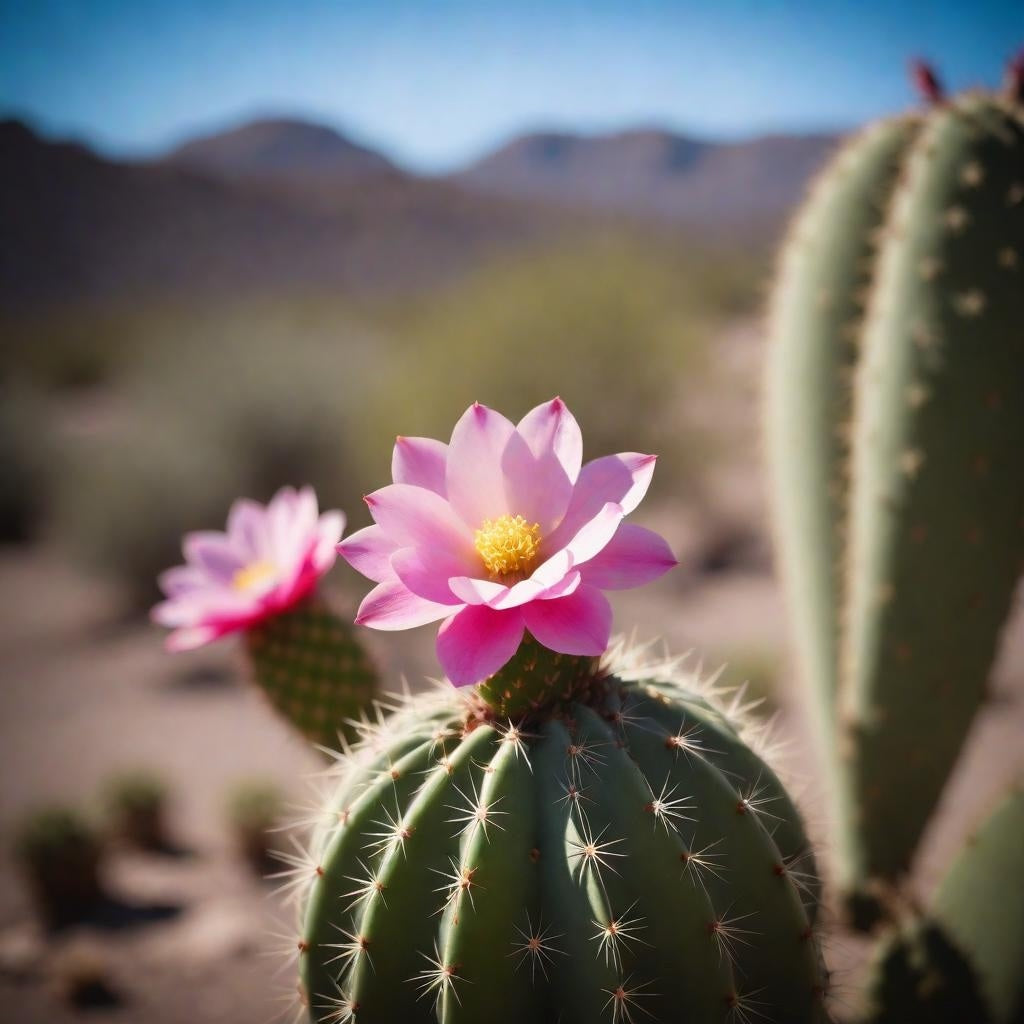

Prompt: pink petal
xmin=183 ymin=531 xmax=244 ymax=582
xmin=165 ymin=625 xmax=222 ymax=652
xmin=448 ymin=576 xmax=509 ymax=606
xmin=448 ymin=567 xmax=582 ymax=610
xmin=516 ymin=397 xmax=583 ymax=483
xmin=557 ymin=501 xmax=624 ymax=566
xmin=436 ymin=605 xmax=526 ymax=686
xmin=354 ymin=577 xmax=454 ymax=630
xmin=522 ymin=584 xmax=612 ymax=656
xmin=338 ymin=524 xmax=399 ymax=583
xmin=391 ymin=548 xmax=464 ymax=605
xmin=491 ymin=568 xmax=582 ymax=610
xmin=545 ymin=453 xmax=656 ymax=552
xmin=445 ymin=403 xmax=517 ymax=528
xmin=581 ymin=523 xmax=677 ymax=590
xmin=311 ymin=511 xmax=345 ymax=572
xmin=226 ymin=498 xmax=268 ymax=560
xmin=392 ymin=436 xmax=449 ymax=496
xmin=364 ymin=483 xmax=475 ymax=568
xmin=501 ymin=427 xmax=574 ymax=535
xmin=157 ymin=565 xmax=208 ymax=598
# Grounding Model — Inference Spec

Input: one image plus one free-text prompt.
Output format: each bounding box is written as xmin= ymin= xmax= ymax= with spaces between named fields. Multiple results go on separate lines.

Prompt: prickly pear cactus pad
xmin=766 ymin=68 xmax=1024 ymax=903
xmin=288 ymin=644 xmax=826 ymax=1024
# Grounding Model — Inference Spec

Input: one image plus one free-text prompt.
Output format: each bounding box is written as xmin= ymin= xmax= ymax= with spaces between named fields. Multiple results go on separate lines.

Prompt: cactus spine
xmin=766 ymin=82 xmax=1024 ymax=905
xmin=291 ymin=647 xmax=826 ymax=1023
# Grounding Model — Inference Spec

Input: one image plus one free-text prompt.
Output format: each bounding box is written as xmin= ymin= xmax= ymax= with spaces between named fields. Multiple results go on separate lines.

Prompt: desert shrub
xmin=14 ymin=806 xmax=104 ymax=927
xmin=372 ymin=234 xmax=743 ymax=491
xmin=102 ymin=769 xmax=169 ymax=849
xmin=53 ymin=417 xmax=250 ymax=607
xmin=0 ymin=385 xmax=53 ymax=543
xmin=225 ymin=780 xmax=284 ymax=874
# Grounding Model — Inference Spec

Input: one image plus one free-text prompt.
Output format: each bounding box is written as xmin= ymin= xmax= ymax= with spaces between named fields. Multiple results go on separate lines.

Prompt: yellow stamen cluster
xmin=232 ymin=560 xmax=277 ymax=592
xmin=474 ymin=514 xmax=542 ymax=577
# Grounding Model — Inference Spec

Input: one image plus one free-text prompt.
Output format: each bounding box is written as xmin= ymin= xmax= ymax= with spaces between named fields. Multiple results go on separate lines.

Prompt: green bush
xmin=14 ymin=806 xmax=104 ymax=926
xmin=102 ymin=769 xmax=169 ymax=849
xmin=0 ymin=385 xmax=53 ymax=543
xmin=226 ymin=780 xmax=285 ymax=873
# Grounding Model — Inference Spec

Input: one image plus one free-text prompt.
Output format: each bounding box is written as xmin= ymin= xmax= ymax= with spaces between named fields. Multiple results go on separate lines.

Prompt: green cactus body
xmin=865 ymin=920 xmax=992 ymax=1024
xmin=292 ymin=651 xmax=827 ymax=1024
xmin=766 ymin=88 xmax=1024 ymax=901
xmin=863 ymin=786 xmax=1024 ymax=1024
xmin=766 ymin=115 xmax=921 ymax=749
xmin=930 ymin=786 xmax=1024 ymax=1022
xmin=245 ymin=597 xmax=378 ymax=748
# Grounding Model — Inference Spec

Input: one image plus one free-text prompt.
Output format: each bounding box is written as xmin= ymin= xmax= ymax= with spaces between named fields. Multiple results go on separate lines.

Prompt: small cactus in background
xmin=227 ymin=780 xmax=285 ymax=874
xmin=102 ymin=770 xmax=169 ymax=850
xmin=765 ymin=58 xmax=1024 ymax=912
xmin=14 ymin=807 xmax=104 ymax=928
xmin=152 ymin=485 xmax=379 ymax=746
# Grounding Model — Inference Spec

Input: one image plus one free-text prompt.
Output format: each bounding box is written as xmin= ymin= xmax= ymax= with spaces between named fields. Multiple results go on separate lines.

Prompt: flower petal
xmin=445 ymin=403 xmax=517 ymax=527
xmin=502 ymin=406 xmax=575 ymax=532
xmin=522 ymin=584 xmax=612 ymax=656
xmin=559 ymin=501 xmax=624 ymax=566
xmin=581 ymin=523 xmax=678 ymax=590
xmin=354 ymin=578 xmax=454 ymax=630
xmin=157 ymin=565 xmax=208 ymax=597
xmin=338 ymin=524 xmax=399 ymax=583
xmin=545 ymin=453 xmax=656 ymax=551
xmin=436 ymin=605 xmax=525 ymax=686
xmin=364 ymin=483 xmax=474 ymax=567
xmin=183 ymin=531 xmax=244 ymax=582
xmin=311 ymin=510 xmax=345 ymax=571
xmin=391 ymin=547 xmax=464 ymax=605
xmin=226 ymin=498 xmax=268 ymax=560
xmin=489 ymin=568 xmax=582 ymax=610
xmin=448 ymin=576 xmax=509 ymax=606
xmin=392 ymin=436 xmax=449 ymax=496
xmin=165 ymin=625 xmax=222 ymax=652
xmin=516 ymin=397 xmax=583 ymax=483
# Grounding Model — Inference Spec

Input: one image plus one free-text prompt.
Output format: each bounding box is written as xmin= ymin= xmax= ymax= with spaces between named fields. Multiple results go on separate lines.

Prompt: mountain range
xmin=1 ymin=116 xmax=838 ymax=311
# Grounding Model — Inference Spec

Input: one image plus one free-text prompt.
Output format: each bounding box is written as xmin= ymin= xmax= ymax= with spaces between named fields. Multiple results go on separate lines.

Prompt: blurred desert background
xmin=1 ymin=3 xmax=1022 ymax=1022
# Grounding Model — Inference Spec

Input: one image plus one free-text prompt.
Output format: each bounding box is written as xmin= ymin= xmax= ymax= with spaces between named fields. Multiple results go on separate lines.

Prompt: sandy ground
xmin=1 ymin=322 xmax=1021 ymax=1023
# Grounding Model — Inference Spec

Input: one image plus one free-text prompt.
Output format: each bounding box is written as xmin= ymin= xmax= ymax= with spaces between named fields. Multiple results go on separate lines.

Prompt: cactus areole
xmin=292 ymin=645 xmax=826 ymax=1024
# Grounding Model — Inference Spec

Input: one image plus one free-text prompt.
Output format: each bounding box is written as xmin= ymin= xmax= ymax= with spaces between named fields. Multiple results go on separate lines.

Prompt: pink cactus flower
xmin=338 ymin=399 xmax=677 ymax=686
xmin=152 ymin=486 xmax=345 ymax=652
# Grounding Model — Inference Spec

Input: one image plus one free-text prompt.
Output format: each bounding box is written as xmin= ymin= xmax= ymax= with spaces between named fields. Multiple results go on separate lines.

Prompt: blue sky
xmin=1 ymin=1 xmax=1021 ymax=171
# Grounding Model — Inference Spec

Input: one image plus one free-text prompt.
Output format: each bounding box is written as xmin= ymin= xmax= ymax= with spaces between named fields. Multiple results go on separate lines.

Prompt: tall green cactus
xmin=288 ymin=645 xmax=826 ymax=1024
xmin=766 ymin=75 xmax=1024 ymax=907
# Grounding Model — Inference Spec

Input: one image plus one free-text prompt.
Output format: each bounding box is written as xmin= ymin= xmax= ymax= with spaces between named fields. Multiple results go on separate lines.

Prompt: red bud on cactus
xmin=1006 ymin=49 xmax=1024 ymax=102
xmin=909 ymin=58 xmax=944 ymax=105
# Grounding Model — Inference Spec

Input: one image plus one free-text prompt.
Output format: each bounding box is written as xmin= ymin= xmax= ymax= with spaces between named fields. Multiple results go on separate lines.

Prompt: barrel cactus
xmin=155 ymin=400 xmax=826 ymax=1021
xmin=283 ymin=642 xmax=824 ymax=1024
xmin=263 ymin=399 xmax=824 ymax=1023
xmin=765 ymin=59 xmax=1024 ymax=913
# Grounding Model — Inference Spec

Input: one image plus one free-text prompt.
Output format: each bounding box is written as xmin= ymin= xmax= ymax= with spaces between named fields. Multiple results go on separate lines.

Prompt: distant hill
xmin=456 ymin=128 xmax=837 ymax=225
xmin=0 ymin=116 xmax=840 ymax=312
xmin=0 ymin=119 xmax=562 ymax=310
xmin=164 ymin=117 xmax=399 ymax=183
